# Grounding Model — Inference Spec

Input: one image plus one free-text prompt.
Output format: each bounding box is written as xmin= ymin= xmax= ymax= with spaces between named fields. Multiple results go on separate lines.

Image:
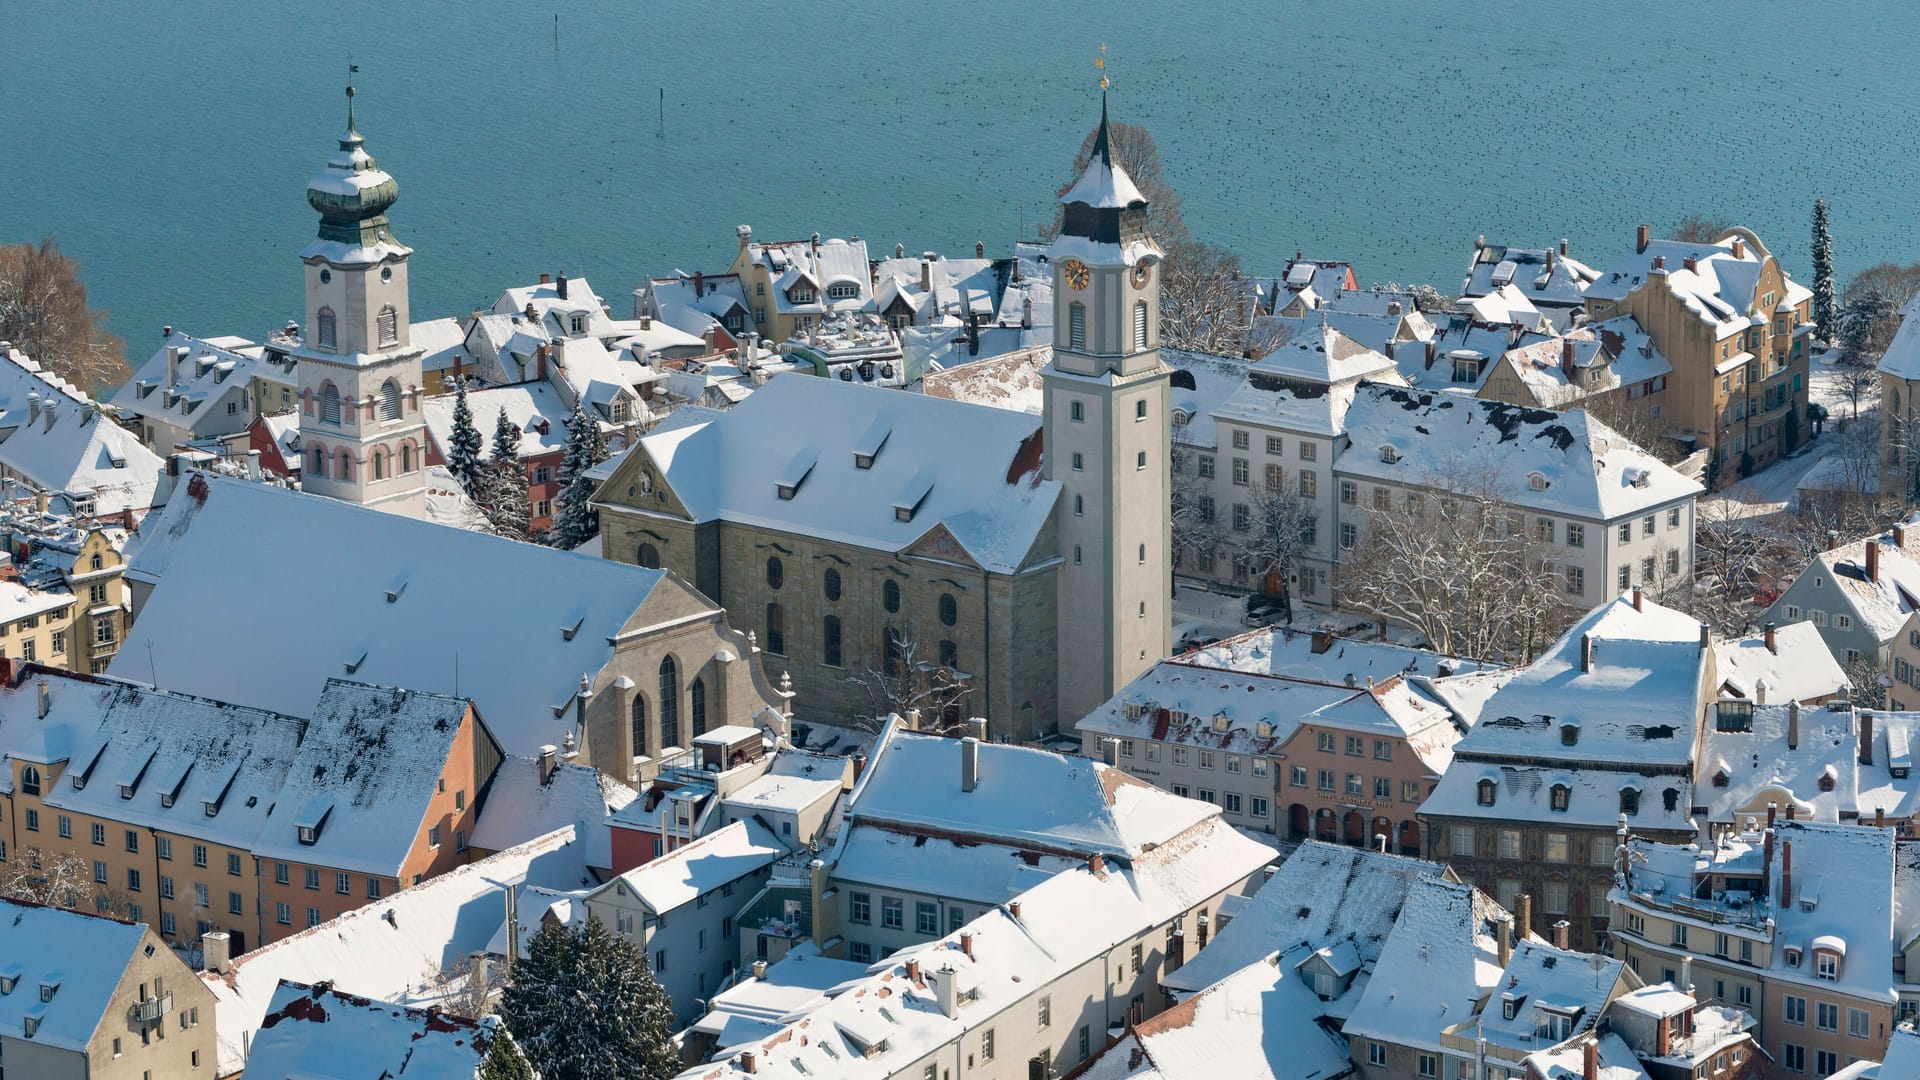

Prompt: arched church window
xmin=658 ymin=656 xmax=679 ymax=740
xmin=689 ymin=678 xmax=707 ymax=738
xmin=399 ymin=443 xmax=414 ymax=473
xmin=309 ymin=446 xmax=327 ymax=478
xmin=320 ymin=382 xmax=342 ymax=426
xmin=373 ymin=450 xmax=388 ymax=480
xmin=337 ymin=451 xmax=354 ymax=480
xmin=316 ymin=308 xmax=337 ymax=351
xmin=378 ymin=306 xmax=399 ymax=348
xmin=630 ymin=694 xmax=648 ymax=759
xmin=379 ymin=379 xmax=402 ymax=421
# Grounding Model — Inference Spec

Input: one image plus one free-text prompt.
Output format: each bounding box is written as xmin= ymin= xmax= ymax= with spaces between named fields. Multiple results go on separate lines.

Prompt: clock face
xmin=1130 ymin=258 xmax=1153 ymax=289
xmin=1061 ymin=258 xmax=1090 ymax=291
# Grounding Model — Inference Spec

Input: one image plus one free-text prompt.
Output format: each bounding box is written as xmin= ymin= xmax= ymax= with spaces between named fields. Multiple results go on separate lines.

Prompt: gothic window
xmin=1068 ymin=303 xmax=1086 ymax=351
xmin=320 ymin=382 xmax=342 ymax=426
xmin=630 ymin=694 xmax=648 ymax=758
xmin=882 ymin=578 xmax=901 ymax=613
xmin=823 ymin=615 xmax=842 ymax=667
xmin=766 ymin=603 xmax=786 ymax=655
xmin=636 ymin=543 xmax=660 ymax=569
xmin=689 ymin=678 xmax=707 ymax=738
xmin=658 ymin=657 xmax=679 ymax=740
xmin=377 ymin=306 xmax=398 ymax=348
xmin=378 ymin=379 xmax=401 ymax=421
xmin=316 ymin=308 xmax=337 ymax=351
xmin=1133 ymin=301 xmax=1149 ymax=351
xmin=309 ymin=446 xmax=327 ymax=478
xmin=337 ymin=451 xmax=354 ymax=480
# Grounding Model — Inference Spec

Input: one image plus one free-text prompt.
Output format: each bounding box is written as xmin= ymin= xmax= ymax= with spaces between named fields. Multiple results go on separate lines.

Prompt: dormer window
xmin=1815 ymin=949 xmax=1840 ymax=981
xmin=1501 ymin=992 xmax=1523 ymax=1021
xmin=1124 ymin=702 xmax=1143 ymax=720
xmin=1528 ymin=472 xmax=1548 ymax=491
xmin=298 ymin=826 xmax=317 ymax=845
xmin=1550 ymin=784 xmax=1570 ymax=812
xmin=1561 ymin=723 xmax=1579 ymax=746
xmin=790 ymin=286 xmax=815 ymax=304
xmin=570 ymin=314 xmax=586 ymax=335
xmin=826 ymin=282 xmax=860 ymax=301
xmin=1712 ymin=770 xmax=1729 ymax=788
xmin=1212 ymin=714 xmax=1230 ymax=733
xmin=1620 ymin=787 xmax=1640 ymax=816
xmin=1477 ymin=779 xmax=1497 ymax=806
xmin=1379 ymin=445 xmax=1400 ymax=464
xmin=1785 ymin=946 xmax=1802 ymax=967
xmin=1715 ymin=700 xmax=1754 ymax=732
xmin=0 ymin=975 xmax=14 ymax=995
xmin=39 ymin=980 xmax=58 ymax=1002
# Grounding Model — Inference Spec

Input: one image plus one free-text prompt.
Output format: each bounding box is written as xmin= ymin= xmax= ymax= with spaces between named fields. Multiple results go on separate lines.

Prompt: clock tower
xmin=1043 ymin=94 xmax=1171 ymax=725
xmin=292 ymin=81 xmax=429 ymax=516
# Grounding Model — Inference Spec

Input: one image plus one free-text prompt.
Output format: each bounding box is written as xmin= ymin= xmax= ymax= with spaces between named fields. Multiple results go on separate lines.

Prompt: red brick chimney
xmin=1764 ymin=622 xmax=1776 ymax=653
xmin=539 ymin=272 xmax=551 ymax=285
xmin=1552 ymin=919 xmax=1570 ymax=949
xmin=1780 ymin=839 xmax=1793 ymax=907
xmin=905 ymin=958 xmax=921 ymax=983
xmin=536 ymin=344 xmax=549 ymax=383
xmin=1632 ymin=583 xmax=1643 ymax=611
xmin=960 ymin=932 xmax=974 ymax=960
xmin=1828 ymin=529 xmax=1841 ymax=551
xmin=1652 ymin=255 xmax=1666 ymax=272
xmin=1516 ymin=893 xmax=1533 ymax=941
xmin=1897 ymin=522 xmax=1909 ymax=550
xmin=1561 ymin=338 xmax=1576 ymax=380
xmin=1868 ymin=538 xmax=1882 ymax=583
xmin=1583 ymin=1038 xmax=1599 ymax=1080
xmin=740 ymin=1049 xmax=757 ymax=1074
xmin=1860 ymin=712 xmax=1875 ymax=766
xmin=1636 ymin=224 xmax=1650 ymax=254
xmin=1762 ymin=826 xmax=1774 ymax=887
xmin=1683 ymin=255 xmax=1699 ymax=273
xmin=1731 ymin=236 xmax=1746 ymax=259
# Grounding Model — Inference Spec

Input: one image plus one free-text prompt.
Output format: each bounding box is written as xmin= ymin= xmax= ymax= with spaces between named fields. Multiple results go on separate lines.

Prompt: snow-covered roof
xmin=1061 ymin=144 xmax=1146 ymax=209
xmin=1697 ymin=702 xmax=1867 ymax=824
xmin=1336 ymin=386 xmax=1701 ymax=520
xmin=609 ymin=375 xmax=1058 ymax=575
xmin=693 ymin=813 xmax=1271 ymax=1079
xmin=745 ymin=237 xmax=875 ymax=316
xmin=594 ymin=819 xmax=783 ymax=914
xmin=1072 ymin=957 xmax=1351 ymax=1080
xmin=204 ymin=826 xmax=594 ymax=1077
xmin=411 ymin=316 xmax=473 ymax=375
xmin=243 ymin=981 xmax=488 ymax=1079
xmin=0 ymin=899 xmax=148 ymax=1052
xmin=1880 ymin=1023 xmax=1920 ymax=1077
xmin=1586 ymin=234 xmax=1784 ymax=341
xmin=0 ymin=670 xmax=305 ymax=850
xmin=470 ymin=757 xmax=636 ymax=871
xmin=641 ymin=273 xmax=754 ymax=341
xmin=1164 ymin=840 xmax=1452 ymax=994
xmin=848 ymin=726 xmax=1218 ymax=861
xmin=1394 ymin=316 xmax=1550 ymax=393
xmin=493 ymin=276 xmax=618 ymax=342
xmin=420 ymin=381 xmax=570 ymax=463
xmin=1464 ymin=941 xmax=1621 ymax=1052
xmin=1341 ymin=875 xmax=1505 ymax=1057
xmin=116 ymin=474 xmax=669 ymax=756
xmin=112 ymin=330 xmax=296 ymax=434
xmin=919 ymin=344 xmax=1050 ymax=414
xmin=1164 ymin=350 xmax=1252 ymax=452
xmin=1463 ymin=244 xmax=1599 ymax=310
xmin=249 ymin=681 xmax=477 ymax=877
xmin=1523 ymin=1034 xmax=1651 ymax=1080
xmin=1187 ymin=626 xmax=1501 ymax=684
xmin=687 ymin=943 xmax=870 ymax=1054
xmin=549 ymin=334 xmax=642 ymax=422
xmin=0 ymin=347 xmax=164 ymax=513
xmin=1713 ymin=621 xmax=1847 ymax=704
xmin=1251 ymin=322 xmax=1398 ymax=386
xmin=1464 ymin=283 xmax=1551 ymax=332
xmin=1795 ymin=523 xmax=1920 ymax=644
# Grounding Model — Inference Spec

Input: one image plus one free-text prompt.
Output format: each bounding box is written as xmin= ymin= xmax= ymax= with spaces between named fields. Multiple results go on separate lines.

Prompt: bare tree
xmin=0 ymin=847 xmax=130 ymax=916
xmin=420 ymin=956 xmax=496 ymax=1020
xmin=1844 ymin=650 xmax=1889 ymax=710
xmin=1369 ymin=281 xmax=1459 ymax=315
xmin=1884 ymin=383 xmax=1920 ymax=505
xmin=1678 ymin=494 xmax=1776 ymax=636
xmin=1667 ymin=215 xmax=1737 ymax=244
xmin=0 ymin=238 xmax=129 ymax=394
xmin=1567 ymin=393 xmax=1683 ymax=466
xmin=1832 ymin=364 xmax=1880 ymax=421
xmin=1336 ymin=476 xmax=1571 ymax=661
xmin=844 ymin=625 xmax=973 ymax=734
xmin=1233 ymin=471 xmax=1319 ymax=614
xmin=1170 ymin=445 xmax=1224 ymax=573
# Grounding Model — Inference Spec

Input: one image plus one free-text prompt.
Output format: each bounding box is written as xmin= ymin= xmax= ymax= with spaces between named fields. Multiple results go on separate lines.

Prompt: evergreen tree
xmin=550 ymin=399 xmax=608 ymax=550
xmin=499 ymin=916 xmax=680 ymax=1080
xmin=478 ymin=1026 xmax=538 ymax=1080
xmin=447 ymin=375 xmax=484 ymax=496
xmin=472 ymin=407 xmax=531 ymax=538
xmin=491 ymin=405 xmax=522 ymax=464
xmin=1812 ymin=198 xmax=1837 ymax=342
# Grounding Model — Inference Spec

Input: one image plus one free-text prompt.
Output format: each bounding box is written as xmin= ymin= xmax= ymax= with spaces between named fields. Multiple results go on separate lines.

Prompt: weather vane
xmin=1096 ymin=43 xmax=1109 ymax=91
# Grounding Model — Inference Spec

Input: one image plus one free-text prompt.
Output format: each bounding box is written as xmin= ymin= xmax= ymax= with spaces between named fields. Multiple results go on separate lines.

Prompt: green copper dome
xmin=305 ymin=86 xmax=402 ymax=249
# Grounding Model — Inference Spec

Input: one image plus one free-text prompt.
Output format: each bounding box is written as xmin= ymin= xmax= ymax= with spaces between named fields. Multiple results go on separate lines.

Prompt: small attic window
xmin=1818 ymin=768 xmax=1837 ymax=793
xmin=1172 ymin=409 xmax=1190 ymax=428
xmin=855 ymin=453 xmax=875 ymax=470
xmin=39 ymin=980 xmax=58 ymax=1002
xmin=1560 ymin=723 xmax=1579 ymax=746
xmin=1255 ymin=720 xmax=1273 ymax=739
xmin=22 ymin=1015 xmax=37 ymax=1038
xmin=1477 ymin=779 xmax=1497 ymax=806
xmin=0 ymin=975 xmax=13 ymax=995
xmin=1712 ymin=770 xmax=1729 ymax=788
xmin=1124 ymin=702 xmax=1143 ymax=720
xmin=1620 ymin=787 xmax=1641 ymax=816
xmin=1550 ymin=784 xmax=1570 ymax=812
xmin=1212 ymin=714 xmax=1230 ymax=732
xmin=1528 ymin=472 xmax=1548 ymax=491
xmin=1379 ymin=445 xmax=1400 ymax=464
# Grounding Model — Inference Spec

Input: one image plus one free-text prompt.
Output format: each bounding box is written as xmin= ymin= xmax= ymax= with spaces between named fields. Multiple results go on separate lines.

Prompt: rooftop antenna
xmin=453 ymin=651 xmax=460 ymax=698
xmin=147 ymin=640 xmax=158 ymax=690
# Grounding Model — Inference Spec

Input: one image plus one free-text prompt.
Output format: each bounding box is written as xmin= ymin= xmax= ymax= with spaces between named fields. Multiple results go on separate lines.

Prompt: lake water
xmin=7 ymin=0 xmax=1917 ymax=363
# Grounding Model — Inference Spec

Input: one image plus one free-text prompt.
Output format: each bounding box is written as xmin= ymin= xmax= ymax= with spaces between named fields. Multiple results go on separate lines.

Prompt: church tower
xmin=292 ymin=81 xmax=429 ymax=516
xmin=1043 ymin=94 xmax=1172 ymax=725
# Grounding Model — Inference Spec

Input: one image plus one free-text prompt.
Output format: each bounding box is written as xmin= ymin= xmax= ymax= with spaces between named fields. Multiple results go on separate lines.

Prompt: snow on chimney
xmin=1551 ymin=919 xmax=1570 ymax=949
xmin=960 ymin=736 xmax=979 ymax=793
xmin=1631 ymin=583 xmax=1643 ymax=611
xmin=753 ymin=959 xmax=768 ymax=980
xmin=976 ymin=240 xmax=985 ymax=259
xmin=737 ymin=225 xmax=753 ymax=252
xmin=903 ymin=959 xmax=919 ymax=983
xmin=1827 ymin=529 xmax=1840 ymax=551
xmin=539 ymin=273 xmax=551 ymax=285
xmin=1652 ymin=255 xmax=1666 ymax=272
xmin=1495 ymin=912 xmax=1512 ymax=968
xmin=1731 ymin=236 xmax=1746 ymax=259
xmin=202 ymin=931 xmax=232 ymax=975
xmin=1636 ymin=224 xmax=1650 ymax=253
xmin=1765 ymin=622 xmax=1776 ymax=653
xmin=1861 ymin=711 xmax=1875 ymax=766
xmin=960 ymin=932 xmax=974 ymax=960
xmin=740 ymin=1049 xmax=757 ymax=1074
xmin=1898 ymin=522 xmax=1910 ymax=549
xmin=538 ymin=744 xmax=558 ymax=786
xmin=1009 ymin=901 xmax=1021 ymax=921
xmin=1559 ymin=238 xmax=1569 ymax=257
xmin=1868 ymin=537 xmax=1881 ymax=582
xmin=1583 ymin=1038 xmax=1598 ymax=1080
xmin=1683 ymin=255 xmax=1699 ymax=273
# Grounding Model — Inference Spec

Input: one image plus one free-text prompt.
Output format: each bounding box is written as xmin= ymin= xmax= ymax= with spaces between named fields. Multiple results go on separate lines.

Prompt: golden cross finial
xmin=1096 ymin=43 xmax=1108 ymax=90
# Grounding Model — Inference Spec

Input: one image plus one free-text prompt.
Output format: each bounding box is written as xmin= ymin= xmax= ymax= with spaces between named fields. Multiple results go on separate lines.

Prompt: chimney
xmin=1878 ymin=806 xmax=1888 ymax=828
xmin=1168 ymin=928 xmax=1185 ymax=969
xmin=536 ymin=344 xmax=549 ymax=383
xmin=167 ymin=345 xmax=187 ymax=387
xmin=1868 ymin=537 xmax=1882 ymax=582
xmin=1680 ymin=955 xmax=1693 ymax=996
xmin=693 ymin=271 xmax=704 ymax=297
xmin=1762 ymin=826 xmax=1774 ymax=888
xmin=1764 ymin=622 xmax=1777 ymax=653
xmin=1827 ymin=529 xmax=1840 ymax=551
xmin=740 ymin=1050 xmax=757 ymax=1074
xmin=903 ymin=959 xmax=919 ymax=982
xmin=27 ymin=393 xmax=39 ymax=424
xmin=960 ymin=736 xmax=980 ymax=793
xmin=737 ymin=224 xmax=752 ymax=252
xmin=920 ymin=255 xmax=934 ymax=293
xmin=965 ymin=716 xmax=987 ymax=741
xmin=1755 ymin=679 xmax=1769 ymax=707
xmin=895 ymin=242 xmax=905 ymax=258
xmin=1652 ymin=255 xmax=1666 ymax=272
xmin=1788 ymin=701 xmax=1801 ymax=751
xmin=753 ymin=959 xmax=768 ymax=980
xmin=1780 ymin=839 xmax=1793 ymax=907
xmin=556 ymin=272 xmax=569 ymax=300
xmin=1424 ymin=339 xmax=1436 ymax=369
xmin=1009 ymin=901 xmax=1021 ymax=921
xmin=1900 ymin=522 xmax=1911 ymax=550
xmin=930 ymin=966 xmax=961 ymax=1018
xmin=1495 ymin=913 xmax=1513 ymax=968
xmin=1562 ymin=337 xmax=1577 ymax=380
xmin=1683 ymin=255 xmax=1699 ymax=273
xmin=1516 ymin=893 xmax=1533 ymax=942
xmin=538 ymin=744 xmax=557 ymax=786
xmin=1560 ymin=238 xmax=1569 ymax=257
xmin=1580 ymin=633 xmax=1593 ymax=673
xmin=975 ymin=240 xmax=985 ymax=259
xmin=903 ymin=708 xmax=921 ymax=732
xmin=960 ymin=932 xmax=974 ymax=960
xmin=1551 ymin=919 xmax=1570 ymax=949
xmin=1583 ymin=1038 xmax=1598 ymax=1080
xmin=202 ymin=931 xmax=232 ymax=975
xmin=1100 ymin=737 xmax=1119 ymax=767
xmin=1388 ymin=300 xmax=1403 ymax=317
xmin=1546 ymin=248 xmax=1557 ymax=276
xmin=1631 ymin=583 xmax=1643 ymax=611
xmin=640 ymin=314 xmax=652 ymax=331
xmin=162 ymin=324 xmax=173 ymax=339
xmin=1860 ymin=711 xmax=1875 ymax=766
xmin=1731 ymin=236 xmax=1746 ymax=259
xmin=1196 ymin=911 xmax=1209 ymax=948
xmin=1636 ymin=224 xmax=1650 ymax=253
xmin=1700 ymin=623 xmax=1711 ymax=650
xmin=37 ymin=681 xmax=50 ymax=719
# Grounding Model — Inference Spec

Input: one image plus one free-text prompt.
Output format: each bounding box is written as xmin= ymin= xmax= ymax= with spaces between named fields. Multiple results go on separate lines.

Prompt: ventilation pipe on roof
xmin=1636 ymin=224 xmax=1650 ymax=254
xmin=1699 ymin=623 xmax=1711 ymax=650
xmin=960 ymin=736 xmax=979 ymax=793
xmin=26 ymin=393 xmax=39 ymax=425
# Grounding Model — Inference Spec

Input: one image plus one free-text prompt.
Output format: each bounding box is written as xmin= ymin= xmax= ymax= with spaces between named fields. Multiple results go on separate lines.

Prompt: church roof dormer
xmin=303 ymin=80 xmax=406 ymax=262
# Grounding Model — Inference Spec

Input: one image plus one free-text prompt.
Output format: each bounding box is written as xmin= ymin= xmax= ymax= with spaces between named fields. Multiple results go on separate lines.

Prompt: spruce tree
xmin=1812 ymin=198 xmax=1837 ymax=343
xmin=550 ymin=399 xmax=608 ymax=550
xmin=478 ymin=1026 xmax=537 ymax=1080
xmin=447 ymin=375 xmax=485 ymax=497
xmin=491 ymin=406 xmax=522 ymax=464
xmin=472 ymin=407 xmax=531 ymax=538
xmin=499 ymin=916 xmax=681 ymax=1080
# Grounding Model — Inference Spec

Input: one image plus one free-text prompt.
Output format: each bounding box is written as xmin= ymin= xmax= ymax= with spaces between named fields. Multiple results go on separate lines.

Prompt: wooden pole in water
xmin=657 ymin=88 xmax=664 ymax=138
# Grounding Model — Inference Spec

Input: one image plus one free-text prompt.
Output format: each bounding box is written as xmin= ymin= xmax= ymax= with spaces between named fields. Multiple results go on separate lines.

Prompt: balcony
xmin=130 ymin=992 xmax=173 ymax=1025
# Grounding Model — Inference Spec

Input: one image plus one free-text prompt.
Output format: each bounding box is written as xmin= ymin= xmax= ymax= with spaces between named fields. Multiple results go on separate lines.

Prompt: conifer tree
xmin=472 ymin=407 xmax=532 ymax=538
xmin=491 ymin=405 xmax=522 ymax=464
xmin=478 ymin=1026 xmax=537 ymax=1080
xmin=1813 ymin=198 xmax=1837 ymax=343
xmin=550 ymin=399 xmax=608 ymax=550
xmin=499 ymin=916 xmax=680 ymax=1080
xmin=447 ymin=375 xmax=484 ymax=496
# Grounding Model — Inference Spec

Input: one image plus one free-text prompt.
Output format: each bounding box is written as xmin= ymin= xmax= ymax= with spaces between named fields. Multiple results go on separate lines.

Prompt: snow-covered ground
xmin=1715 ymin=348 xmax=1879 ymax=515
xmin=1171 ymin=583 xmax=1429 ymax=650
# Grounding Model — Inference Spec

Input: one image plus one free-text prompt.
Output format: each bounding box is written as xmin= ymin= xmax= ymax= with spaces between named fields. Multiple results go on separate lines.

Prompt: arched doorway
xmin=1399 ymin=820 xmax=1421 ymax=857
xmin=1315 ymin=808 xmax=1338 ymax=842
xmin=1343 ymin=810 xmax=1366 ymax=846
xmin=1288 ymin=804 xmax=1310 ymax=841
